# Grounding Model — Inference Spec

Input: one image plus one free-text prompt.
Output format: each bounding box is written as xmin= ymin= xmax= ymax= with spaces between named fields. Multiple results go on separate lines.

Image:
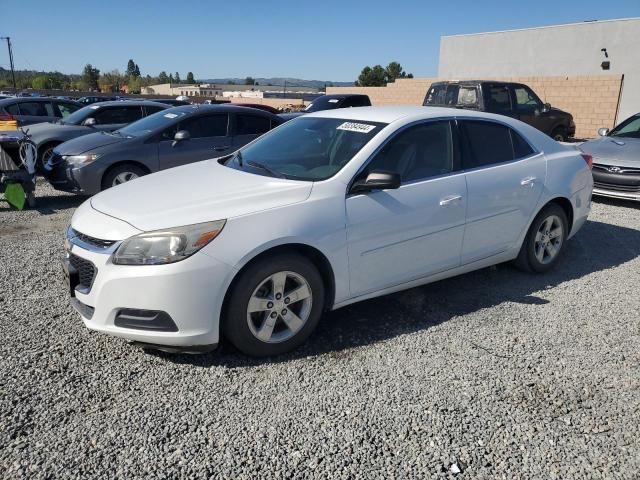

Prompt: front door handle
xmin=520 ymin=176 xmax=537 ymax=187
xmin=439 ymin=194 xmax=463 ymax=206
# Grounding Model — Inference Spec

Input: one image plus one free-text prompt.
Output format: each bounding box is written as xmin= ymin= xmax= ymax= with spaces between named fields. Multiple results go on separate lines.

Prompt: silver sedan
xmin=580 ymin=113 xmax=640 ymax=201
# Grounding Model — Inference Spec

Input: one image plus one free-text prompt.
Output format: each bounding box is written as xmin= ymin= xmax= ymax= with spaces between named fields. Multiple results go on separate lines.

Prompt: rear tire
xmin=101 ymin=164 xmax=147 ymax=191
xmin=551 ymin=126 xmax=567 ymax=142
xmin=223 ymin=253 xmax=325 ymax=357
xmin=515 ymin=204 xmax=568 ymax=273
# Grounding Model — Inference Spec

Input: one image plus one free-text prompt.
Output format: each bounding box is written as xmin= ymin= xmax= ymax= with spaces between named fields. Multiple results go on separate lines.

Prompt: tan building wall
xmin=229 ymin=97 xmax=310 ymax=109
xmin=327 ymin=75 xmax=623 ymax=139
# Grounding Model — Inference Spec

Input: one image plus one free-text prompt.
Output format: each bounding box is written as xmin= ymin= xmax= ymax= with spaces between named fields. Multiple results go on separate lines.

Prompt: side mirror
xmin=83 ymin=117 xmax=96 ymax=127
xmin=598 ymin=127 xmax=610 ymax=137
xmin=542 ymin=103 xmax=551 ymax=113
xmin=172 ymin=130 xmax=190 ymax=146
xmin=351 ymin=170 xmax=401 ymax=194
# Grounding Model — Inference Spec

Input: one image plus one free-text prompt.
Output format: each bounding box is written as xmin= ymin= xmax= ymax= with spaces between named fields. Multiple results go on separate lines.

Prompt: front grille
xmin=71 ymin=228 xmax=116 ymax=250
xmin=593 ymin=181 xmax=640 ymax=193
xmin=593 ymin=163 xmax=640 ymax=175
xmin=68 ymin=253 xmax=97 ymax=291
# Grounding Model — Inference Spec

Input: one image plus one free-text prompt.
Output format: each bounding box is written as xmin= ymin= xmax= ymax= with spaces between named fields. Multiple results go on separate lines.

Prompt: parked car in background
xmin=77 ymin=96 xmax=114 ymax=105
xmin=423 ymin=81 xmax=576 ymax=141
xmin=45 ymin=104 xmax=283 ymax=194
xmin=230 ymin=103 xmax=280 ymax=114
xmin=0 ymin=97 xmax=82 ymax=127
xmin=280 ymin=94 xmax=373 ymax=121
xmin=63 ymin=106 xmax=592 ymax=356
xmin=579 ymin=113 xmax=640 ymax=201
xmin=27 ymin=100 xmax=170 ymax=167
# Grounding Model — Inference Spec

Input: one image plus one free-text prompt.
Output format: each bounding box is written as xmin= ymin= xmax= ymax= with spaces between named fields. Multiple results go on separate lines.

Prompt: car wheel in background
xmin=515 ymin=203 xmax=568 ymax=273
xmin=551 ymin=126 xmax=567 ymax=142
xmin=38 ymin=143 xmax=59 ymax=169
xmin=223 ymin=253 xmax=325 ymax=357
xmin=101 ymin=164 xmax=147 ymax=190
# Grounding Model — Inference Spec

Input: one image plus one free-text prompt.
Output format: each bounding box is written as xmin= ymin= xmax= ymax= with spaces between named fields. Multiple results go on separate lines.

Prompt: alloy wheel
xmin=112 ymin=172 xmax=139 ymax=186
xmin=534 ymin=215 xmax=564 ymax=264
xmin=246 ymin=271 xmax=313 ymax=343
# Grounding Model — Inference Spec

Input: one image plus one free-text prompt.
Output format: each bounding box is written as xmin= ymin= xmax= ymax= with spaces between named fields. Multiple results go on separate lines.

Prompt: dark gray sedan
xmin=27 ymin=100 xmax=170 ymax=165
xmin=580 ymin=113 xmax=640 ymax=202
xmin=0 ymin=97 xmax=82 ymax=126
xmin=44 ymin=105 xmax=283 ymax=194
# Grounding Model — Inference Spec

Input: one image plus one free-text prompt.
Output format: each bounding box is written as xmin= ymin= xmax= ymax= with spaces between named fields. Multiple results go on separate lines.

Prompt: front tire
xmin=515 ymin=204 xmax=568 ymax=273
xmin=223 ymin=254 xmax=325 ymax=357
xmin=101 ymin=164 xmax=147 ymax=191
xmin=551 ymin=126 xmax=567 ymax=142
xmin=38 ymin=143 xmax=59 ymax=171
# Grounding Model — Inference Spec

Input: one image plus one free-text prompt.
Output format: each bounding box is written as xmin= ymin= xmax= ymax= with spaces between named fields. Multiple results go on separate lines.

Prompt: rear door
xmin=90 ymin=105 xmax=144 ymax=132
xmin=17 ymin=101 xmax=57 ymax=125
xmin=459 ymin=119 xmax=546 ymax=264
xmin=158 ymin=113 xmax=230 ymax=170
xmin=230 ymin=112 xmax=272 ymax=150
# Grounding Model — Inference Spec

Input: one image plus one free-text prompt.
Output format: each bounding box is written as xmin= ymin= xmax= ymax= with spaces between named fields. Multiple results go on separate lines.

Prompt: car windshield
xmin=305 ymin=97 xmax=343 ymax=112
xmin=117 ymin=109 xmax=188 ymax=137
xmin=608 ymin=115 xmax=640 ymax=139
xmin=58 ymin=105 xmax=94 ymax=125
xmin=228 ymin=116 xmax=387 ymax=181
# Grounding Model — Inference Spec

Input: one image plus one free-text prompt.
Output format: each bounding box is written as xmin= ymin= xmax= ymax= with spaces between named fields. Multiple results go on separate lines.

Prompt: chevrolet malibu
xmin=64 ymin=106 xmax=593 ymax=356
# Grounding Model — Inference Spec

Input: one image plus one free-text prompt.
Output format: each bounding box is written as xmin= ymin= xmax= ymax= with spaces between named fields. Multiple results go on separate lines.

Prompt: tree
xmin=126 ymin=59 xmax=136 ymax=77
xmin=186 ymin=72 xmax=195 ymax=84
xmin=158 ymin=71 xmax=169 ymax=83
xmin=354 ymin=61 xmax=413 ymax=87
xmin=355 ymin=65 xmax=386 ymax=87
xmin=82 ymin=64 xmax=100 ymax=91
xmin=127 ymin=75 xmax=141 ymax=94
xmin=169 ymin=73 xmax=174 ymax=83
xmin=244 ymin=76 xmax=256 ymax=85
xmin=133 ymin=63 xmax=141 ymax=78
xmin=99 ymin=69 xmax=124 ymax=93
xmin=174 ymin=72 xmax=181 ymax=84
xmin=32 ymin=75 xmax=60 ymax=90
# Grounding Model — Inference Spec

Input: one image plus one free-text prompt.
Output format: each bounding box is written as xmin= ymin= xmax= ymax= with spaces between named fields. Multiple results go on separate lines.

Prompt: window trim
xmin=347 ymin=118 xmax=462 ymax=195
xmin=456 ymin=117 xmax=540 ymax=173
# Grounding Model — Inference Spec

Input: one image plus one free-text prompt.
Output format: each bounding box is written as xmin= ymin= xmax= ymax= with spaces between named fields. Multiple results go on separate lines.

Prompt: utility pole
xmin=0 ymin=37 xmax=17 ymax=92
xmin=283 ymin=80 xmax=287 ymax=99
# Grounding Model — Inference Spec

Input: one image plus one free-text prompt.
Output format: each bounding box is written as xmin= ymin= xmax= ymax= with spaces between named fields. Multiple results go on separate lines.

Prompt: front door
xmin=346 ymin=120 xmax=467 ymax=296
xmin=158 ymin=113 xmax=230 ymax=170
xmin=511 ymin=85 xmax=550 ymax=134
xmin=458 ymin=119 xmax=546 ymax=264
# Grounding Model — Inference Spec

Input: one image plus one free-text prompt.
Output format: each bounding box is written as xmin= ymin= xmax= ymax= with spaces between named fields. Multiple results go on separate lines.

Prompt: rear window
xmin=424 ymin=85 xmax=478 ymax=107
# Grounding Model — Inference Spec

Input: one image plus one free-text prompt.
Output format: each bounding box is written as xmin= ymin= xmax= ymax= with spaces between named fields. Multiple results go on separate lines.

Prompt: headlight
xmin=113 ymin=220 xmax=226 ymax=265
xmin=62 ymin=154 xmax=101 ymax=165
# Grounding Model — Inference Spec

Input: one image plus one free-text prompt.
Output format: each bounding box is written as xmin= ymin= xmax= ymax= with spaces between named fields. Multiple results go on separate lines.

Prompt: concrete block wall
xmin=327 ymin=75 xmax=623 ymax=139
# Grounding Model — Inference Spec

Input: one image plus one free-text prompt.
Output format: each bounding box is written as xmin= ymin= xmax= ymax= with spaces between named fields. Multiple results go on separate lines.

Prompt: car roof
xmin=84 ymin=100 xmax=169 ymax=107
xmin=165 ymin=104 xmax=279 ymax=117
xmin=0 ymin=97 xmax=80 ymax=105
xmin=320 ymin=94 xmax=368 ymax=100
xmin=306 ymin=105 xmax=528 ymax=124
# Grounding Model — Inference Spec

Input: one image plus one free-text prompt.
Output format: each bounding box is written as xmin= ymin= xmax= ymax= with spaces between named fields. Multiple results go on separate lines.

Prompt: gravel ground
xmin=1 ymin=182 xmax=639 ymax=479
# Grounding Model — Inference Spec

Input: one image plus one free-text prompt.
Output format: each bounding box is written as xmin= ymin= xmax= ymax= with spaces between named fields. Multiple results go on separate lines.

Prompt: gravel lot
xmin=1 ymin=182 xmax=639 ymax=479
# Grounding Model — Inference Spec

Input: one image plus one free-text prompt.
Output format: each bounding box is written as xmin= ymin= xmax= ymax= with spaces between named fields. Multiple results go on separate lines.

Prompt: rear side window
xmin=235 ymin=114 xmax=270 ymax=135
xmin=461 ymin=120 xmax=533 ymax=169
xmin=424 ymin=85 xmax=448 ymax=105
xmin=483 ymin=84 xmax=512 ymax=114
xmin=144 ymin=105 xmax=166 ymax=115
xmin=180 ymin=114 xmax=228 ymax=138
xmin=5 ymin=103 xmax=21 ymax=115
xmin=18 ymin=101 xmax=52 ymax=116
xmin=93 ymin=106 xmax=143 ymax=125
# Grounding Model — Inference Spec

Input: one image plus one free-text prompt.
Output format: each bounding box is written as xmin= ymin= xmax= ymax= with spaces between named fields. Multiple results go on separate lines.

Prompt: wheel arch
xmin=101 ymin=161 xmax=151 ymax=187
xmin=533 ymin=196 xmax=574 ymax=236
xmin=221 ymin=243 xmax=337 ymax=322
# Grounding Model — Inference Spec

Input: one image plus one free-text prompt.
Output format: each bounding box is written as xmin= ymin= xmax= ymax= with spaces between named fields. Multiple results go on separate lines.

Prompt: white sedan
xmin=64 ymin=106 xmax=593 ymax=356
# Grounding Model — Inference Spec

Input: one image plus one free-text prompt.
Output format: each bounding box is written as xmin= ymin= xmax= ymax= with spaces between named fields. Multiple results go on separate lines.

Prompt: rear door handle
xmin=520 ymin=176 xmax=537 ymax=186
xmin=439 ymin=194 xmax=463 ymax=206
xmin=213 ymin=145 xmax=230 ymax=152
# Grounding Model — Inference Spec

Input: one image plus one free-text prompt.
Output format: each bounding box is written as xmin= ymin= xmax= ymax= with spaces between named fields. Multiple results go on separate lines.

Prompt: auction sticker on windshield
xmin=164 ymin=113 xmax=178 ymax=119
xmin=337 ymin=122 xmax=377 ymax=133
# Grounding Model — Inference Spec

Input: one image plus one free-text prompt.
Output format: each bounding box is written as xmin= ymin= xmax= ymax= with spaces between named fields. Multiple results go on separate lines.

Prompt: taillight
xmin=581 ymin=153 xmax=593 ymax=170
xmin=0 ymin=111 xmax=14 ymax=121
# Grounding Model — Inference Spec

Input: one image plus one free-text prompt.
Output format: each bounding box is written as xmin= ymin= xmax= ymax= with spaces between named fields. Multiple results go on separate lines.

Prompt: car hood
xmin=580 ymin=136 xmax=640 ymax=168
xmin=28 ymin=121 xmax=89 ymax=145
xmin=90 ymin=159 xmax=314 ymax=232
xmin=54 ymin=131 xmax=127 ymax=155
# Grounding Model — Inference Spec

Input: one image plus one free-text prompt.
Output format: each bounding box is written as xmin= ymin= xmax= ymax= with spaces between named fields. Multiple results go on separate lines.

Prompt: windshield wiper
xmin=235 ymin=150 xmax=243 ymax=167
xmin=246 ymin=160 xmax=286 ymax=179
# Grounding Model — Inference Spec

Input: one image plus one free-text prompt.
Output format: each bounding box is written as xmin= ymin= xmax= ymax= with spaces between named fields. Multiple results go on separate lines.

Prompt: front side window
xmin=227 ymin=117 xmax=386 ymax=180
xmin=235 ymin=114 xmax=270 ymax=135
xmin=609 ymin=115 xmax=640 ymax=139
xmin=461 ymin=120 xmax=533 ymax=169
xmin=56 ymin=102 xmax=81 ymax=118
xmin=514 ymin=86 xmax=541 ymax=112
xmin=93 ymin=106 xmax=143 ymax=125
xmin=365 ymin=121 xmax=454 ymax=183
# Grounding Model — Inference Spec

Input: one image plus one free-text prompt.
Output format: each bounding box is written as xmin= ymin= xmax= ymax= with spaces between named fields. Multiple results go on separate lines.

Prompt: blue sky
xmin=1 ymin=0 xmax=639 ymax=81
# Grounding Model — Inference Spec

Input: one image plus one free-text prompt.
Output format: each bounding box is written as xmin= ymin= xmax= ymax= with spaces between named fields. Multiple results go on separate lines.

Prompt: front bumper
xmin=44 ymin=154 xmax=104 ymax=195
xmin=592 ymin=164 xmax=640 ymax=202
xmin=65 ymin=231 xmax=236 ymax=348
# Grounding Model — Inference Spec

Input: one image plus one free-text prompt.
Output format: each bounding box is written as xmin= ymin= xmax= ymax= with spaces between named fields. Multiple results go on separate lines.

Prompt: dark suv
xmin=423 ymin=81 xmax=575 ymax=141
